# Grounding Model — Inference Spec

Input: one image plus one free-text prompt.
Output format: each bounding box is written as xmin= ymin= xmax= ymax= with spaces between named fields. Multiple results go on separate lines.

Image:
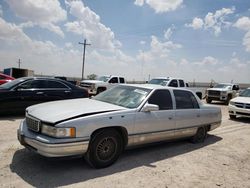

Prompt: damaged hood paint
xmin=26 ymin=98 xmax=126 ymax=123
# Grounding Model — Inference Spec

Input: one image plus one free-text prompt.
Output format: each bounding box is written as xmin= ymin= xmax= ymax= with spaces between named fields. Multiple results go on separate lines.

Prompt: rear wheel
xmin=190 ymin=127 xmax=207 ymax=143
xmin=85 ymin=129 xmax=123 ymax=168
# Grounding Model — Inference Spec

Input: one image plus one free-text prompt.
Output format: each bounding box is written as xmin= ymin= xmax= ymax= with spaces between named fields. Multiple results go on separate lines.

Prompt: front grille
xmin=26 ymin=116 xmax=40 ymax=132
xmin=208 ymin=90 xmax=220 ymax=96
xmin=235 ymin=103 xmax=250 ymax=109
xmin=235 ymin=103 xmax=244 ymax=108
xmin=80 ymin=83 xmax=92 ymax=88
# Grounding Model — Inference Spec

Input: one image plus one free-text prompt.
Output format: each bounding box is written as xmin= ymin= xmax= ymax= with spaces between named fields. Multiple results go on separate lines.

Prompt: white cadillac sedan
xmin=18 ymin=84 xmax=221 ymax=168
xmin=228 ymin=88 xmax=250 ymax=119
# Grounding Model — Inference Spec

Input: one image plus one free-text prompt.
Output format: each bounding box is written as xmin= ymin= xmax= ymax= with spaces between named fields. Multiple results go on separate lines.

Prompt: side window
xmin=174 ymin=90 xmax=199 ymax=109
xmin=232 ymin=85 xmax=239 ymax=91
xmin=47 ymin=81 xmax=68 ymax=89
xmin=19 ymin=80 xmax=47 ymax=89
xmin=119 ymin=77 xmax=125 ymax=83
xmin=179 ymin=80 xmax=185 ymax=87
xmin=109 ymin=77 xmax=118 ymax=83
xmin=148 ymin=90 xmax=173 ymax=110
xmin=169 ymin=79 xmax=178 ymax=87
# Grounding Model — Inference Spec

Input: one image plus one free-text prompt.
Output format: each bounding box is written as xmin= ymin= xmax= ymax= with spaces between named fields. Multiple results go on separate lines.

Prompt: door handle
xmin=64 ymin=90 xmax=71 ymax=93
xmin=168 ymin=117 xmax=173 ymax=120
xmin=36 ymin=92 xmax=44 ymax=95
xmin=197 ymin=114 xmax=200 ymax=117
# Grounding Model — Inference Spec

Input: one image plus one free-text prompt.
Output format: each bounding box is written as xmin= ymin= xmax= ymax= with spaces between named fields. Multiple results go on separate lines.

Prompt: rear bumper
xmin=17 ymin=121 xmax=89 ymax=157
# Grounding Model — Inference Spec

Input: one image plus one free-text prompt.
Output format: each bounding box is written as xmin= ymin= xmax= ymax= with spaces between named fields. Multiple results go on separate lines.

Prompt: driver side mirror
xmin=141 ymin=103 xmax=159 ymax=112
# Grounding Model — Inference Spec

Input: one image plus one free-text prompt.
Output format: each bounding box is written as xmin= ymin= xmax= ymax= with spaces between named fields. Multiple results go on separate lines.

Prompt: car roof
xmin=151 ymin=77 xmax=184 ymax=80
xmin=124 ymin=83 xmax=190 ymax=91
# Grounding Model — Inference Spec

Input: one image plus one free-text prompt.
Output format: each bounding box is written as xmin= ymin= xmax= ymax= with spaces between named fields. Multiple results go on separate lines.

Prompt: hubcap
xmin=96 ymin=137 xmax=117 ymax=161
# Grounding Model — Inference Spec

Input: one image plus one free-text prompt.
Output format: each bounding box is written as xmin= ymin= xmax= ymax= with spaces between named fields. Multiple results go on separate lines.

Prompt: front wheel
xmin=85 ymin=129 xmax=123 ymax=168
xmin=206 ymin=97 xmax=212 ymax=104
xmin=190 ymin=127 xmax=207 ymax=143
xmin=229 ymin=114 xmax=236 ymax=119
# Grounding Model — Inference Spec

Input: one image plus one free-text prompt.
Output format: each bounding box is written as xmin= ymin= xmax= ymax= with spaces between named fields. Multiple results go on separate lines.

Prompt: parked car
xmin=228 ymin=88 xmax=250 ymax=119
xmin=0 ymin=73 xmax=15 ymax=85
xmin=148 ymin=77 xmax=203 ymax=99
xmin=206 ymin=83 xmax=239 ymax=104
xmin=80 ymin=75 xmax=126 ymax=95
xmin=0 ymin=77 xmax=88 ymax=115
xmin=18 ymin=84 xmax=221 ymax=168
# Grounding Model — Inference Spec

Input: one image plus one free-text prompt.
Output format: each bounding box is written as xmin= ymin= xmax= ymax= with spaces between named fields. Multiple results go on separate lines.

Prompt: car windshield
xmin=0 ymin=78 xmax=25 ymax=89
xmin=93 ymin=85 xmax=152 ymax=108
xmin=213 ymin=84 xmax=232 ymax=89
xmin=239 ymin=89 xmax=250 ymax=97
xmin=149 ymin=79 xmax=170 ymax=86
xmin=98 ymin=76 xmax=110 ymax=82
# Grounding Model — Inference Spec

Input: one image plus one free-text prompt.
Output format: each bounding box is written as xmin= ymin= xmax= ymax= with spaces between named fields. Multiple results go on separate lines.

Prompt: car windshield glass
xmin=98 ymin=76 xmax=110 ymax=82
xmin=149 ymin=79 xmax=170 ymax=86
xmin=239 ymin=89 xmax=250 ymax=97
xmin=93 ymin=85 xmax=152 ymax=108
xmin=0 ymin=78 xmax=25 ymax=89
xmin=213 ymin=84 xmax=232 ymax=89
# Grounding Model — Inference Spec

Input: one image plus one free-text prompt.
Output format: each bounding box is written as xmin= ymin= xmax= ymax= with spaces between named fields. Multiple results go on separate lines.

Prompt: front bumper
xmin=207 ymin=95 xmax=228 ymax=101
xmin=228 ymin=105 xmax=250 ymax=118
xmin=17 ymin=120 xmax=89 ymax=157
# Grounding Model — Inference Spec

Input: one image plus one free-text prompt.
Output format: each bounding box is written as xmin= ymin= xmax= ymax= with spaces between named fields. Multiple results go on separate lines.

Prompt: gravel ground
xmin=0 ymin=102 xmax=250 ymax=188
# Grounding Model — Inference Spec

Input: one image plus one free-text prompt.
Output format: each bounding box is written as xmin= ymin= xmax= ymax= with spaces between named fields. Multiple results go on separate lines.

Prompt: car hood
xmin=27 ymin=98 xmax=126 ymax=124
xmin=231 ymin=97 xmax=250 ymax=104
xmin=81 ymin=80 xmax=104 ymax=84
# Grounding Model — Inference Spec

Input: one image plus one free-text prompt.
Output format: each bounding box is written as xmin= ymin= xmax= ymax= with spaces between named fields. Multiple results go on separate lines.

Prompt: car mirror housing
xmin=141 ymin=103 xmax=159 ymax=112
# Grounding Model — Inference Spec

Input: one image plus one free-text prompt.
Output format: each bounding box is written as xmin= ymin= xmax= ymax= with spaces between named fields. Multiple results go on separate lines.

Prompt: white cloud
xmin=5 ymin=0 xmax=66 ymax=37
xmin=186 ymin=7 xmax=235 ymax=36
xmin=234 ymin=17 xmax=250 ymax=52
xmin=134 ymin=0 xmax=144 ymax=6
xmin=185 ymin=17 xmax=204 ymax=29
xmin=164 ymin=26 xmax=174 ymax=40
xmin=140 ymin=40 xmax=146 ymax=45
xmin=64 ymin=0 xmax=121 ymax=51
xmin=134 ymin=0 xmax=183 ymax=13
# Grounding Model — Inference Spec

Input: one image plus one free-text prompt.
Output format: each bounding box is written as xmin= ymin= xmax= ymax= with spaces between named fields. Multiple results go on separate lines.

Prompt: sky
xmin=0 ymin=0 xmax=250 ymax=83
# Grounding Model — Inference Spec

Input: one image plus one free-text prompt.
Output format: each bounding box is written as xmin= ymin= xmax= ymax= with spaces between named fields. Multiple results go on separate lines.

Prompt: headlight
xmin=229 ymin=101 xmax=235 ymax=106
xmin=41 ymin=124 xmax=76 ymax=138
xmin=91 ymin=84 xmax=96 ymax=90
xmin=221 ymin=91 xmax=227 ymax=95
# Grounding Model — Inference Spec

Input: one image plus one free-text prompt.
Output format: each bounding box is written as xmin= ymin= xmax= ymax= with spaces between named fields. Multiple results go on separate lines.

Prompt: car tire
xmin=96 ymin=87 xmax=106 ymax=95
xmin=190 ymin=127 xmax=207 ymax=143
xmin=229 ymin=114 xmax=236 ymax=119
xmin=85 ymin=129 xmax=123 ymax=168
xmin=206 ymin=97 xmax=212 ymax=104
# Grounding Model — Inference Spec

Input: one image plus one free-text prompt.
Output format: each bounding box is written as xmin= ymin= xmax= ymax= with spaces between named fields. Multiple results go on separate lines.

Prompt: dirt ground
xmin=0 ymin=103 xmax=250 ymax=188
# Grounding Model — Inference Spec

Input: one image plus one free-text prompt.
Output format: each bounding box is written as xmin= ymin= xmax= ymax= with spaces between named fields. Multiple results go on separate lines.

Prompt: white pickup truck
xmin=148 ymin=77 xmax=203 ymax=99
xmin=80 ymin=75 xmax=126 ymax=95
xmin=206 ymin=83 xmax=240 ymax=104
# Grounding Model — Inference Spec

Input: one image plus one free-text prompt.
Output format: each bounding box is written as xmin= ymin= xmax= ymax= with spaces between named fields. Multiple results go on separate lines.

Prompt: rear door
xmin=45 ymin=80 xmax=72 ymax=101
xmin=173 ymin=90 xmax=201 ymax=136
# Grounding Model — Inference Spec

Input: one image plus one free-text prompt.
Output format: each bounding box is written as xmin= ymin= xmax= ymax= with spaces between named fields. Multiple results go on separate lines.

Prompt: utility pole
xmin=18 ymin=58 xmax=21 ymax=69
xmin=79 ymin=39 xmax=91 ymax=80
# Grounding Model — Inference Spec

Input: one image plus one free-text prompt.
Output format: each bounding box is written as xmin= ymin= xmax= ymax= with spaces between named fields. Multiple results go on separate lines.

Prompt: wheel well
xmin=90 ymin=127 xmax=128 ymax=147
xmin=97 ymin=87 xmax=106 ymax=91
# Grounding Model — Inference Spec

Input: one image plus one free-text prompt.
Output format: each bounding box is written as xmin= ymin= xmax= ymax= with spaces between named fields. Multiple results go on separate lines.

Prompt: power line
xmin=79 ymin=39 xmax=91 ymax=80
